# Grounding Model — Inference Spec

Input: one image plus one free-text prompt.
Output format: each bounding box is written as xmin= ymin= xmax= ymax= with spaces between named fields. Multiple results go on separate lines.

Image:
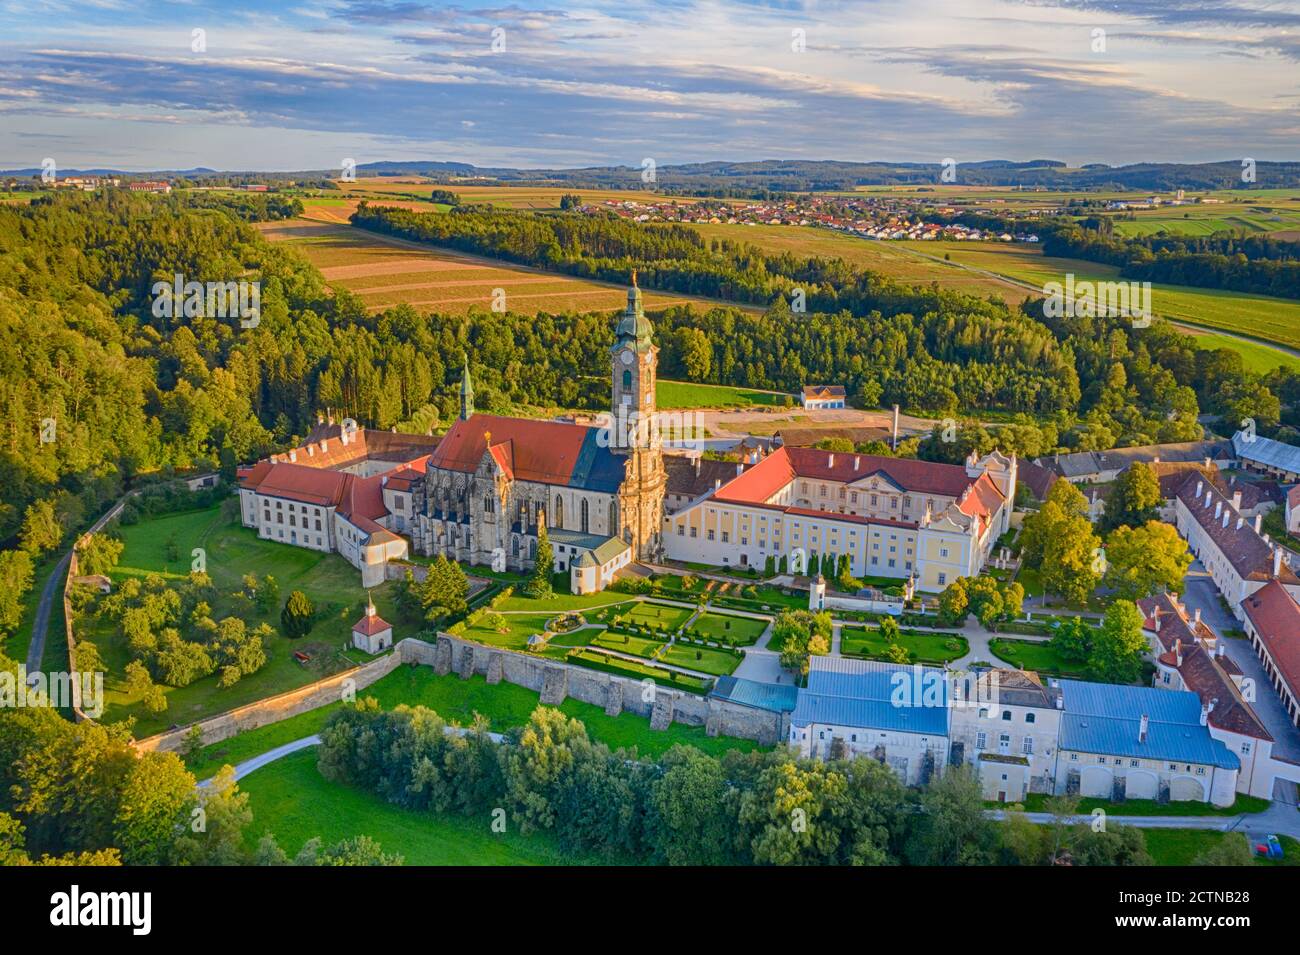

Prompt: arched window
xmin=554 ymin=495 xmax=563 ymax=529
xmin=622 ymin=369 xmax=632 ymax=391
xmin=580 ymin=499 xmax=589 ymax=533
xmin=484 ymin=495 xmax=495 ymax=514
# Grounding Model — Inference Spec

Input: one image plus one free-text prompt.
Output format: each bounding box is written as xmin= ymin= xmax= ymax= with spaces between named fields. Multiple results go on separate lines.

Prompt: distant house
xmin=351 ymin=600 xmax=392 ymax=654
xmin=1016 ymin=460 xmax=1058 ymax=502
xmin=1233 ymin=431 xmax=1300 ymax=482
xmin=1287 ymin=485 xmax=1300 ymax=535
xmin=127 ymin=180 xmax=172 ymax=194
xmin=800 ymin=384 xmax=846 ymax=410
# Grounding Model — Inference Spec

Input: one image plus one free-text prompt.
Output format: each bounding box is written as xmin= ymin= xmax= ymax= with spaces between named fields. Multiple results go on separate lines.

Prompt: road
xmin=24 ymin=551 xmax=72 ymax=683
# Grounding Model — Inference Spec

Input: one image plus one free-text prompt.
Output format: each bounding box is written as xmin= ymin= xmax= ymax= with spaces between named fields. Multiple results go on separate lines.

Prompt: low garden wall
xmin=133 ymin=630 xmax=789 ymax=754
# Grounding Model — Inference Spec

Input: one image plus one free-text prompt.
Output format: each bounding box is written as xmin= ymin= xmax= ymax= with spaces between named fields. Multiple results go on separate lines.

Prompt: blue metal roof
xmin=570 ymin=428 xmax=627 ymax=494
xmin=1057 ymin=679 xmax=1240 ymax=769
xmin=790 ymin=692 xmax=949 ymax=736
xmin=710 ymin=676 xmax=799 ymax=714
xmin=1234 ymin=431 xmax=1300 ymax=475
xmin=791 ymin=657 xmax=949 ymax=735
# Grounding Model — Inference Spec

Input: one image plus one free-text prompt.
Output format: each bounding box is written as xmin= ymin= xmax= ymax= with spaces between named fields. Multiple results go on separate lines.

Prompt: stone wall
xmin=133 ymin=647 xmax=407 ymax=754
xmin=133 ymin=632 xmax=789 ymax=755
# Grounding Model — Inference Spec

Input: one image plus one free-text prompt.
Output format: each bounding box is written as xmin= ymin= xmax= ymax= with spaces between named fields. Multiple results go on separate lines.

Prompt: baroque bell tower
xmin=610 ymin=271 xmax=666 ymax=561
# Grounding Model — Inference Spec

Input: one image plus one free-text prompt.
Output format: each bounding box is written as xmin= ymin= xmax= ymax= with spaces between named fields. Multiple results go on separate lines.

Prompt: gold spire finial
xmin=483 ymin=430 xmax=492 ymax=446
xmin=631 ymin=268 xmax=638 ymax=288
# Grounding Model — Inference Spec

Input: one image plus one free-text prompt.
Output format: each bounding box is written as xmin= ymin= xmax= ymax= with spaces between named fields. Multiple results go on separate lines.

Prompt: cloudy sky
xmin=1 ymin=0 xmax=1297 ymax=171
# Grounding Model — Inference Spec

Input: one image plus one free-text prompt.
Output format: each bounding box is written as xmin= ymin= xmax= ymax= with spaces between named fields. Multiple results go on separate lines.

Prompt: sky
xmin=0 ymin=0 xmax=1298 ymax=172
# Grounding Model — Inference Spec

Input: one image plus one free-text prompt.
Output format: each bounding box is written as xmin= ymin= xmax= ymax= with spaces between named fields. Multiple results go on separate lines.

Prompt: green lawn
xmin=989 ymin=637 xmax=1091 ymax=678
xmin=454 ymin=612 xmax=593 ymax=658
xmin=566 ymin=648 xmax=713 ymax=693
xmin=91 ymin=506 xmax=399 ymax=736
xmin=840 ymin=625 xmax=969 ymax=664
xmin=1010 ymin=793 xmax=1270 ymax=817
xmin=687 ymin=611 xmax=769 ymax=645
xmin=493 ymin=590 xmax=633 ymax=613
xmin=1143 ymin=829 xmax=1300 ymax=867
xmin=658 ymin=641 xmax=742 ymax=676
xmin=241 ymin=748 xmax=603 ymax=865
xmin=589 ymin=629 xmax=667 ymax=659
xmin=188 ymin=664 xmax=759 ymax=780
xmin=617 ymin=601 xmax=695 ymax=631
xmin=655 ymin=379 xmax=787 ymax=409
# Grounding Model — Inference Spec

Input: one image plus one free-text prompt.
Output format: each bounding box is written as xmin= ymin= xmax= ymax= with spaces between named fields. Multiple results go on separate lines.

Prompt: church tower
xmin=609 ymin=271 xmax=666 ymax=561
xmin=611 ymin=270 xmax=659 ymax=446
xmin=459 ymin=357 xmax=474 ymax=421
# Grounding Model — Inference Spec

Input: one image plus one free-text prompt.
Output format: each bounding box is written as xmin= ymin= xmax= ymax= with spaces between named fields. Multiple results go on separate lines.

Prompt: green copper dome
xmin=614 ymin=272 xmax=653 ymax=351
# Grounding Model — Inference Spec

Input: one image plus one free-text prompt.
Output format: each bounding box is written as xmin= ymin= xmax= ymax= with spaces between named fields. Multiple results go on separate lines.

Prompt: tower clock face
xmin=620 ymin=350 xmax=633 ymax=365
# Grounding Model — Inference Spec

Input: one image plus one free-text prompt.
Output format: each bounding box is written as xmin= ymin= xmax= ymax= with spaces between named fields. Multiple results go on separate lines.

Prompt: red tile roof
xmin=352 ymin=610 xmax=392 ymax=636
xmin=802 ymin=384 xmax=846 ymax=400
xmin=1289 ymin=484 xmax=1300 ymax=511
xmin=427 ymin=414 xmax=596 ymax=487
xmin=1242 ymin=580 xmax=1300 ymax=704
xmin=239 ymin=462 xmax=398 ymax=544
xmin=273 ymin=423 xmax=438 ymax=470
xmin=1175 ymin=473 xmax=1300 ymax=584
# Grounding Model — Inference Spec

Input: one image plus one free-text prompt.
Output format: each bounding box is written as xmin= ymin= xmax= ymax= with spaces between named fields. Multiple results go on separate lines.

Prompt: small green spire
xmin=459 ymin=356 xmax=474 ymax=421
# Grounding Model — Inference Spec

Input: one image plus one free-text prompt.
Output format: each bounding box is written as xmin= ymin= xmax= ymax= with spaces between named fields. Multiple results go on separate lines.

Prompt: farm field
xmin=256 ymin=218 xmax=702 ymax=316
xmin=899 ymin=239 xmax=1300 ymax=353
xmin=688 ymin=222 xmax=1030 ymax=302
xmin=88 ymin=506 xmax=392 ymax=736
xmin=333 ymin=178 xmax=721 ymax=210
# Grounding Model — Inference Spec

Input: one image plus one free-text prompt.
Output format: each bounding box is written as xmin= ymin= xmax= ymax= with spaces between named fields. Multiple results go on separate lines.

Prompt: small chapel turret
xmin=459 ymin=357 xmax=474 ymax=421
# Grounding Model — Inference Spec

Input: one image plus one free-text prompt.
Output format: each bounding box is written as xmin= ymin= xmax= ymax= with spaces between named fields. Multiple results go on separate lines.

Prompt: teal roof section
xmin=711 ymin=677 xmax=798 ymax=713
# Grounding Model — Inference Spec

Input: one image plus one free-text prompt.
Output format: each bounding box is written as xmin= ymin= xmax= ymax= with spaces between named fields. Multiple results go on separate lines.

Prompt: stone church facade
xmin=408 ymin=279 xmax=667 ymax=586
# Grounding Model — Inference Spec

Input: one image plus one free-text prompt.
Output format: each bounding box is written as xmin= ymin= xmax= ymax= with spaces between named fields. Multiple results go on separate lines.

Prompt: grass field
xmin=91 ymin=506 xmax=391 ymax=736
xmin=256 ymin=218 xmax=700 ymax=316
xmin=656 ymin=379 xmax=787 ymax=409
xmin=241 ymin=748 xmax=600 ymax=865
xmin=901 ymin=239 xmax=1300 ymax=353
xmin=688 ymin=222 xmax=1030 ymax=302
xmin=1142 ymin=829 xmax=1300 ymax=867
xmin=589 ymin=629 xmax=667 ymax=659
xmin=454 ymin=611 xmax=593 ymax=658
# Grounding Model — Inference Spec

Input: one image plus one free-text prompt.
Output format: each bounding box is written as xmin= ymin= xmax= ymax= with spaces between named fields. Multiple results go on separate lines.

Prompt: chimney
xmin=1222 ymin=511 xmax=1229 ymax=529
xmin=1194 ymin=607 xmax=1201 ymax=626
xmin=288 ymin=449 xmax=297 ymax=463
xmin=1232 ymin=491 xmax=1242 ymax=511
xmin=320 ymin=439 xmax=328 ymax=453
xmin=1174 ymin=639 xmax=1182 ymax=667
xmin=1255 ymin=514 xmax=1263 ymax=534
xmin=1214 ymin=501 xmax=1222 ymax=519
xmin=853 ymin=456 xmax=860 ymax=471
xmin=694 ymin=457 xmax=701 ymax=476
xmin=735 ymin=462 xmax=744 ymax=477
xmin=1237 ymin=517 xmax=1243 ymax=530
xmin=1204 ymin=491 xmax=1212 ymax=508
xmin=1276 ymin=548 xmax=1285 ymax=578
xmin=827 ymin=453 xmax=835 ymax=468
xmin=1138 ymin=714 xmax=1149 ymax=743
xmin=1203 ymin=456 xmax=1211 ymax=468
xmin=1195 ymin=479 xmax=1203 ymax=496
xmin=714 ymin=479 xmax=721 ymax=491
xmin=1217 ymin=642 xmax=1225 ymax=659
